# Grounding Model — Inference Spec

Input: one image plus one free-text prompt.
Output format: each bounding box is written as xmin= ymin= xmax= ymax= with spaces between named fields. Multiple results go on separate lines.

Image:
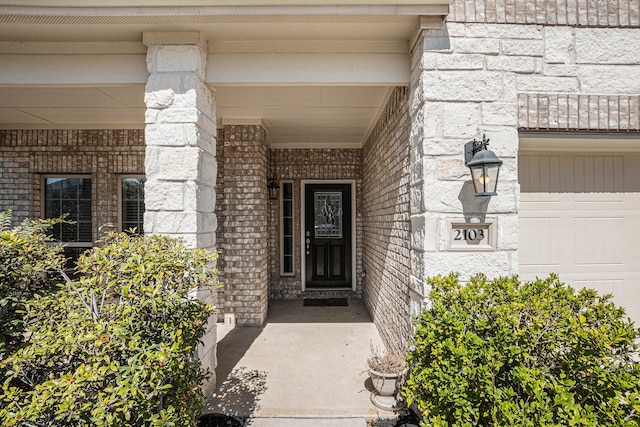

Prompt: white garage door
xmin=519 ymin=152 xmax=640 ymax=323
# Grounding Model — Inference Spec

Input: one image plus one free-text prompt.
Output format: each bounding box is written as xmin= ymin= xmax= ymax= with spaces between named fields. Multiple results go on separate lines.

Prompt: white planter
xmin=367 ymin=364 xmax=405 ymax=411
xmin=368 ymin=366 xmax=400 ymax=397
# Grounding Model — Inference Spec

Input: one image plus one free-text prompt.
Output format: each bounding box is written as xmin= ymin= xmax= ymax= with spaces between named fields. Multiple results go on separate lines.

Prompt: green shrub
xmin=404 ymin=274 xmax=640 ymax=427
xmin=0 ymin=210 xmax=64 ymax=359
xmin=0 ymin=231 xmax=219 ymax=426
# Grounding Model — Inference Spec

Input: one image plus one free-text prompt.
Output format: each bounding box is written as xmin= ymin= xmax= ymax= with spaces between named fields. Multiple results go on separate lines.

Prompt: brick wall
xmin=216 ymin=125 xmax=269 ymax=326
xmin=519 ymin=92 xmax=640 ymax=132
xmin=447 ymin=0 xmax=640 ymax=27
xmin=361 ymin=87 xmax=412 ymax=354
xmin=268 ymin=149 xmax=363 ymax=300
xmin=0 ymin=130 xmax=145 ymax=235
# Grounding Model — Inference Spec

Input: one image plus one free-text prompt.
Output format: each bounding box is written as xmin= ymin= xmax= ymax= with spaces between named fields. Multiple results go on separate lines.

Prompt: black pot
xmin=198 ymin=413 xmax=245 ymax=427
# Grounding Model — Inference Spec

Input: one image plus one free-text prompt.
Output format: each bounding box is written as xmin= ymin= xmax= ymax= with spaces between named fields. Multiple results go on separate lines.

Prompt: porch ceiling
xmin=0 ymin=3 xmax=439 ymax=147
xmin=0 ymin=85 xmax=393 ymax=148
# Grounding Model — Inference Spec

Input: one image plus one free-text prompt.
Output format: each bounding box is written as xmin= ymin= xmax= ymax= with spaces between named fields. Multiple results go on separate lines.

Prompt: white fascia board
xmin=0 ymin=41 xmax=146 ymax=55
xmin=208 ymin=40 xmax=409 ymax=54
xmin=208 ymin=52 xmax=410 ymax=85
xmin=0 ymin=54 xmax=147 ymax=85
xmin=0 ymin=1 xmax=451 ymax=15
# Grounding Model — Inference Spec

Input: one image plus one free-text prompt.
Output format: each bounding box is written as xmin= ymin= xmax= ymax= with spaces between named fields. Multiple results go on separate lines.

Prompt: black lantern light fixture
xmin=266 ymin=147 xmax=280 ymax=200
xmin=464 ymin=134 xmax=503 ymax=196
xmin=267 ymin=175 xmax=280 ymax=200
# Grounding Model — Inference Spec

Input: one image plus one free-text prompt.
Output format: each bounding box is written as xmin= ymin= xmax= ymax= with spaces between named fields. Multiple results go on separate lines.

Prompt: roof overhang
xmin=0 ymin=1 xmax=451 ymax=147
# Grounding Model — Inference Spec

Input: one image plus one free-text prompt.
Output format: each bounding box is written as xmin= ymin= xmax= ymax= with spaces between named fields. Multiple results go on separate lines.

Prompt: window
xmin=44 ymin=176 xmax=92 ymax=262
xmin=121 ymin=177 xmax=145 ymax=235
xmin=280 ymin=181 xmax=294 ymax=275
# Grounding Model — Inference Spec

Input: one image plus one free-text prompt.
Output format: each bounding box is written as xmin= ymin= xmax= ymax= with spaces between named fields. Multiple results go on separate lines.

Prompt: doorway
xmin=301 ymin=181 xmax=356 ymax=290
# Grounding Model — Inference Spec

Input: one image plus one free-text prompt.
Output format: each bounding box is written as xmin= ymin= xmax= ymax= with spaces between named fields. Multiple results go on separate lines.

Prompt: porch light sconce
xmin=464 ymin=134 xmax=503 ymax=196
xmin=267 ymin=176 xmax=280 ymax=200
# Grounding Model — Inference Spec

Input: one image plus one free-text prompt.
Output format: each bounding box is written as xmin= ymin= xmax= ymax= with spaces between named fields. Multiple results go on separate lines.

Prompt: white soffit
xmin=0 ymin=85 xmax=394 ymax=149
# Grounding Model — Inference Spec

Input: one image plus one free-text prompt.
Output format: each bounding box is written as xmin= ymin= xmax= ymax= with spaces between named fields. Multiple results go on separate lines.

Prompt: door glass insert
xmin=314 ymin=191 xmax=343 ymax=238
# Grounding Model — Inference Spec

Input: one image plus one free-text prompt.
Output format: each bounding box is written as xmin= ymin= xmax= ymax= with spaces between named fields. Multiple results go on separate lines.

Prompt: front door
xmin=304 ymin=183 xmax=352 ymax=288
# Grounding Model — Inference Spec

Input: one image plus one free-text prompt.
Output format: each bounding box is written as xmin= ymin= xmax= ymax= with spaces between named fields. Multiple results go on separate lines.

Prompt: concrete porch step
xmin=245 ymin=417 xmax=370 ymax=426
xmin=244 ymin=416 xmax=417 ymax=426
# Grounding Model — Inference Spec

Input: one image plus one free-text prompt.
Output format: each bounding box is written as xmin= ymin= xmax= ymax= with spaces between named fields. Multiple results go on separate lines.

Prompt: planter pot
xmin=367 ymin=365 xmax=405 ymax=411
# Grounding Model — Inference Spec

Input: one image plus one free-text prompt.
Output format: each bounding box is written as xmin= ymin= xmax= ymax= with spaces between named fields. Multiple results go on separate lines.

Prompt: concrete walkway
xmin=204 ymin=299 xmax=399 ymax=426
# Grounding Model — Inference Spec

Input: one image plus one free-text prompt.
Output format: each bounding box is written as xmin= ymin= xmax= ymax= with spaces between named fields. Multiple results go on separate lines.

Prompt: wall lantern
xmin=267 ymin=148 xmax=280 ymax=200
xmin=267 ymin=176 xmax=280 ymax=200
xmin=464 ymin=134 xmax=503 ymax=196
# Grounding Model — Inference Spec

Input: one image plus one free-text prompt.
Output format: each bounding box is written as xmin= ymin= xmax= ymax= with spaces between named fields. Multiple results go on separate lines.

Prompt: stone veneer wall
xmin=215 ymin=125 xmax=269 ymax=326
xmin=362 ymin=87 xmax=412 ymax=354
xmin=268 ymin=149 xmax=363 ymax=300
xmin=0 ymin=129 xmax=145 ymax=232
xmin=408 ymin=0 xmax=640 ymax=310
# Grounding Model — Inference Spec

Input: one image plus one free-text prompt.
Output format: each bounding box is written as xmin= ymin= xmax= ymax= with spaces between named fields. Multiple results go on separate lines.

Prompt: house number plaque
xmin=447 ymin=219 xmax=496 ymax=251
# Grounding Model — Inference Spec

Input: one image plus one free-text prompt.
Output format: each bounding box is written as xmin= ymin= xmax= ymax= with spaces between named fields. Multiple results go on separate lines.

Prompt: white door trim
xmin=301 ymin=179 xmax=356 ymax=292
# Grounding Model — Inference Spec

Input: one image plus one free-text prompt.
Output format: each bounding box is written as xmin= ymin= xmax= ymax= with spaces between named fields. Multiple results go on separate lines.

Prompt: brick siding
xmin=362 ymin=87 xmax=412 ymax=354
xmin=0 ymin=129 xmax=144 ymax=236
xmin=448 ymin=0 xmax=640 ymax=27
xmin=518 ymin=94 xmax=640 ymax=131
xmin=215 ymin=125 xmax=269 ymax=326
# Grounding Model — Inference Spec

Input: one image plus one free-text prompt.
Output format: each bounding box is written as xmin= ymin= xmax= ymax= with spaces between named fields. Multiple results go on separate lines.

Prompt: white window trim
xmin=300 ymin=179 xmax=356 ymax=292
xmin=279 ymin=180 xmax=295 ymax=276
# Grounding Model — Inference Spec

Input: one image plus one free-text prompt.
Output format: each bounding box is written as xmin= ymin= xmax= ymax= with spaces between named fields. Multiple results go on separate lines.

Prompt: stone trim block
xmin=420 ymin=70 xmax=505 ymax=101
xmin=575 ymin=28 xmax=640 ymax=64
xmin=579 ymin=66 xmax=640 ymax=94
xmin=516 ymin=75 xmax=579 ymax=93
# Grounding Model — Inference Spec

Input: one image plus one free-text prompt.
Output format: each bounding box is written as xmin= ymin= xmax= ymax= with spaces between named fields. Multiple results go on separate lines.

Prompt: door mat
xmin=303 ymin=298 xmax=349 ymax=307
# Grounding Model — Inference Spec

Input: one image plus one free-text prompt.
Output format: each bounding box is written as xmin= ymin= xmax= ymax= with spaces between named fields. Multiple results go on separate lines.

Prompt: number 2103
xmin=453 ymin=228 xmax=485 ymax=241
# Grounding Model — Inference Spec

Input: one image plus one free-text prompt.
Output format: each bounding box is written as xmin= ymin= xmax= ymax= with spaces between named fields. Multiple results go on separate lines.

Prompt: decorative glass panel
xmin=280 ymin=182 xmax=294 ymax=275
xmin=314 ymin=191 xmax=343 ymax=238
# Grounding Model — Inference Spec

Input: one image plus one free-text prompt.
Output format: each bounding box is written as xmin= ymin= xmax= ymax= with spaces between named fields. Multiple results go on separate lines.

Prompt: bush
xmin=0 ymin=231 xmax=219 ymax=426
xmin=404 ymin=274 xmax=640 ymax=427
xmin=0 ymin=210 xmax=64 ymax=359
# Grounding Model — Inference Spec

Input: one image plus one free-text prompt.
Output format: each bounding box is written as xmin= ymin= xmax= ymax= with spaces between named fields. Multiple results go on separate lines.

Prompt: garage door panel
xmin=520 ymin=193 xmax=561 ymax=210
xmin=520 ymin=155 xmax=562 ymax=192
xmin=573 ymin=193 xmax=624 ymax=206
xmin=519 ymin=151 xmax=640 ymax=324
xmin=519 ymin=217 xmax=563 ymax=267
xmin=574 ymin=277 xmax=640 ymax=322
xmin=574 ymin=217 xmax=624 ymax=265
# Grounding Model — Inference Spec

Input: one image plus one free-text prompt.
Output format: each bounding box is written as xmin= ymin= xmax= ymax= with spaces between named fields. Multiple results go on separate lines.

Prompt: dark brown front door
xmin=304 ymin=183 xmax=352 ymax=288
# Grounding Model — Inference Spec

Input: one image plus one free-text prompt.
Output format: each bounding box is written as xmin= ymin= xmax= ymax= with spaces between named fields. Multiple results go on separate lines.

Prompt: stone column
xmin=143 ymin=32 xmax=218 ymax=394
xmin=409 ymin=17 xmax=519 ymax=310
